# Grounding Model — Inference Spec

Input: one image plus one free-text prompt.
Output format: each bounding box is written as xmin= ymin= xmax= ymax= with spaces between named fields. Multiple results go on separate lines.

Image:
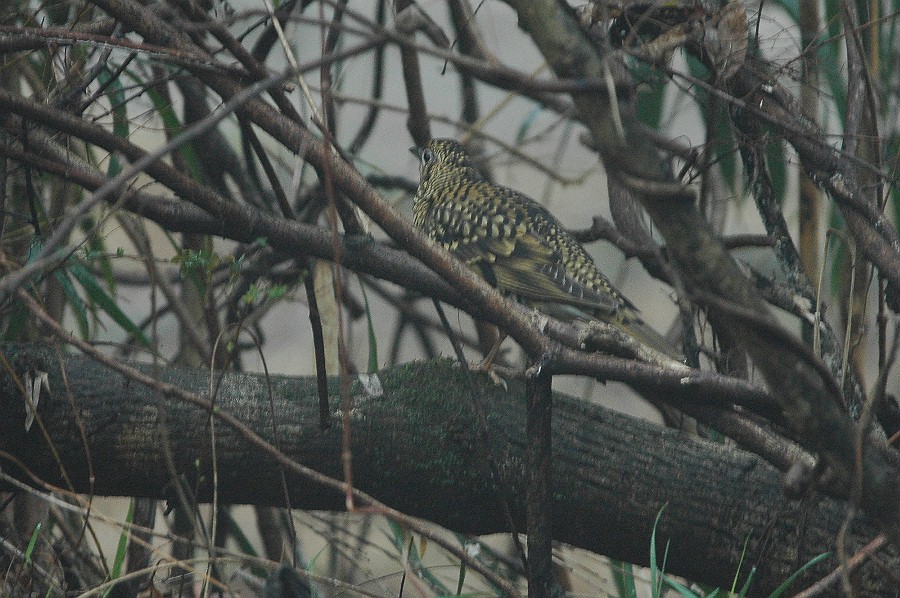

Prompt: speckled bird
xmin=411 ymin=138 xmax=678 ymax=360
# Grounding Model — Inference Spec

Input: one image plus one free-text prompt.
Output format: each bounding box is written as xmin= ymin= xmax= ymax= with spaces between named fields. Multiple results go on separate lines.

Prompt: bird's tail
xmin=614 ymin=310 xmax=683 ymax=363
xmin=540 ymin=302 xmax=685 ymax=366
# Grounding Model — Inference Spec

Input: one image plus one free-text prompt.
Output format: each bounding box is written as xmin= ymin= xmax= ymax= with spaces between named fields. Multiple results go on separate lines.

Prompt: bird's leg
xmin=478 ymin=330 xmax=506 ymax=371
xmin=474 ymin=330 xmax=508 ymax=388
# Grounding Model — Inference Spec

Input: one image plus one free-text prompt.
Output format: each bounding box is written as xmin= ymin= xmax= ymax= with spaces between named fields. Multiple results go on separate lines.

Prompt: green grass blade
xmin=649 ymin=504 xmax=667 ymax=597
xmin=729 ymin=534 xmax=750 ymax=595
xmin=611 ymin=559 xmax=637 ymax=598
xmin=101 ymin=499 xmax=134 ymax=597
xmin=455 ymin=557 xmax=466 ymax=595
xmin=24 ymin=522 xmax=41 ymax=566
xmin=766 ymin=552 xmax=831 ymax=598
xmin=662 ymin=573 xmax=700 ymax=598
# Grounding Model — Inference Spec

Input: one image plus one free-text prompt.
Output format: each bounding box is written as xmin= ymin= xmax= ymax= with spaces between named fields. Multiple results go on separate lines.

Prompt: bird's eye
xmin=421 ymin=149 xmax=434 ymax=166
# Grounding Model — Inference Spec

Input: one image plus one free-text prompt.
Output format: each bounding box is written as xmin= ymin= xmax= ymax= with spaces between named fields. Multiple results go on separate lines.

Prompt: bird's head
xmin=410 ymin=139 xmax=478 ymax=191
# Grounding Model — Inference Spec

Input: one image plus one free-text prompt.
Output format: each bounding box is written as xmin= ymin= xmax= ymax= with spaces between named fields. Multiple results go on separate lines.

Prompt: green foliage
xmin=69 ymin=259 xmax=151 ymax=347
xmin=610 ymin=560 xmax=638 ymax=598
xmin=635 ymin=75 xmax=667 ymax=131
xmin=22 ymin=238 xmax=149 ymax=345
xmin=99 ymin=67 xmax=129 ymax=177
xmin=1 ymin=301 xmax=29 ymax=341
xmin=685 ymin=55 xmax=739 ymax=194
xmin=101 ymin=499 xmax=135 ymax=598
xmin=225 ymin=512 xmax=269 ymax=578
xmin=172 ymin=246 xmax=224 ymax=297
xmin=359 ymin=277 xmax=379 ymax=373
xmin=54 ymin=268 xmax=89 ymax=338
xmin=765 ymin=552 xmax=831 ymax=598
xmin=768 ymin=0 xmax=900 ymax=297
xmin=82 ymin=217 xmax=117 ymax=294
xmin=649 ymin=504 xmax=669 ymax=597
xmin=891 ymin=134 xmax=900 ymax=228
xmin=144 ymin=86 xmax=205 ymax=183
xmin=386 ymin=521 xmax=452 ymax=595
xmin=515 ymin=106 xmax=543 ymax=145
xmin=240 ymin=281 xmax=289 ymax=309
xmin=23 ymin=522 xmax=41 ymax=566
xmin=645 ymin=505 xmax=831 ymax=598
xmin=764 ymin=140 xmax=787 ymax=206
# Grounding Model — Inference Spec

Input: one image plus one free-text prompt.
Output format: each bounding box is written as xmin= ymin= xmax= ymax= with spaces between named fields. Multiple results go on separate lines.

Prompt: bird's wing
xmin=428 ymin=198 xmax=621 ymax=314
xmin=484 ymin=232 xmax=622 ymax=314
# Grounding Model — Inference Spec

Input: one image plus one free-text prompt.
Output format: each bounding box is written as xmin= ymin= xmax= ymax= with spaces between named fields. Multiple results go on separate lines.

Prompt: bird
xmin=410 ymin=138 xmax=680 ymax=368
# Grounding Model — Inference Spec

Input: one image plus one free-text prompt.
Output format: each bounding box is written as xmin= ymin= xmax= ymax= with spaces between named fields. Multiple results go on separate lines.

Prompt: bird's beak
xmin=409 ymin=145 xmax=423 ymax=158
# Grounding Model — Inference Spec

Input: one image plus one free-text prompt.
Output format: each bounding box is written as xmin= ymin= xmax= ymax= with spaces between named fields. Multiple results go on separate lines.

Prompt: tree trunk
xmin=0 ymin=344 xmax=895 ymax=594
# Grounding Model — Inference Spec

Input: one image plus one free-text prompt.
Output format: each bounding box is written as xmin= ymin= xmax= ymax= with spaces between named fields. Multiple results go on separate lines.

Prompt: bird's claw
xmin=483 ymin=367 xmax=509 ymax=391
xmin=471 ymin=359 xmax=508 ymax=390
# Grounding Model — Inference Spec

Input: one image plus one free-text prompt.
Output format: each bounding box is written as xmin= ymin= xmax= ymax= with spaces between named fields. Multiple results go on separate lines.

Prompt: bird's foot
xmin=464 ymin=330 xmax=508 ymax=389
xmin=448 ymin=355 xmax=508 ymax=389
xmin=471 ymin=356 xmax=508 ymax=390
xmin=474 ymin=361 xmax=508 ymax=390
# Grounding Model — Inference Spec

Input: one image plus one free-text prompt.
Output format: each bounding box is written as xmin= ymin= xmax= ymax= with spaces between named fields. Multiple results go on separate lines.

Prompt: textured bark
xmin=0 ymin=344 xmax=896 ymax=594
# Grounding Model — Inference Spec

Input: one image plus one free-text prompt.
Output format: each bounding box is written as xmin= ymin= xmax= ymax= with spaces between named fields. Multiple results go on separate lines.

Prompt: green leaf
xmin=98 ymin=67 xmax=129 ymax=176
xmin=515 ymin=106 xmax=543 ymax=144
xmin=685 ymin=55 xmax=738 ymax=194
xmin=730 ymin=534 xmax=751 ymax=596
xmin=888 ymin=135 xmax=900 ymax=229
xmin=384 ymin=522 xmax=450 ymax=595
xmin=737 ymin=566 xmax=756 ymax=597
xmin=827 ymin=210 xmax=847 ymax=300
xmin=69 ymin=261 xmax=151 ymax=347
xmin=455 ymin=557 xmax=466 ymax=596
xmin=145 ymin=87 xmax=205 ymax=183
xmin=636 ymin=77 xmax=666 ymax=130
xmin=242 ymin=283 xmax=260 ymax=307
xmin=821 ymin=0 xmax=847 ymax=119
xmin=768 ymin=0 xmax=798 ymax=21
xmin=172 ymin=247 xmax=218 ymax=296
xmin=712 ymin=109 xmax=738 ymax=194
xmin=2 ymin=302 xmax=29 ymax=341
xmin=358 ymin=278 xmax=378 ymax=373
xmin=267 ymin=284 xmax=288 ymax=301
xmin=79 ymin=221 xmax=116 ymax=294
xmin=54 ymin=269 xmax=90 ymax=339
xmin=225 ymin=511 xmax=268 ymax=578
xmin=764 ymin=140 xmax=787 ymax=205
